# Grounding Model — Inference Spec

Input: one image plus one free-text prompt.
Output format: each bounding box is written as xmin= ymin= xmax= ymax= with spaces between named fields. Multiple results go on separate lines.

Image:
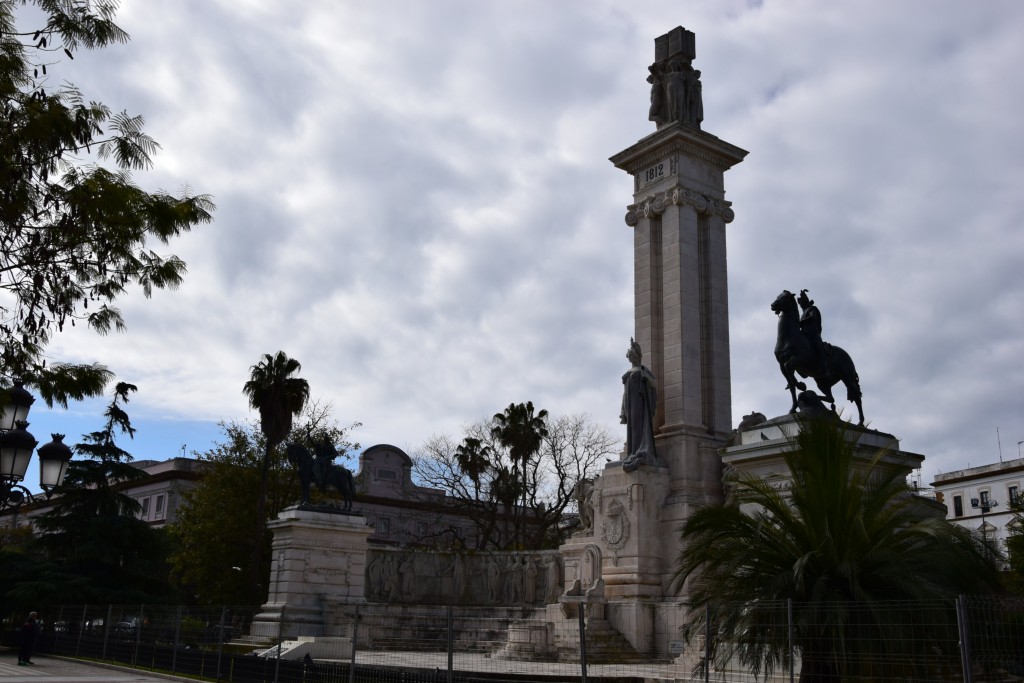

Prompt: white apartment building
xmin=931 ymin=457 xmax=1024 ymax=554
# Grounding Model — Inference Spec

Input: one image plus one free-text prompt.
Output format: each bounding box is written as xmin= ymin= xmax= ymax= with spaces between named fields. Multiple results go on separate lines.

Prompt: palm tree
xmin=242 ymin=351 xmax=309 ymax=594
xmin=455 ymin=437 xmax=493 ymax=500
xmin=672 ymin=418 xmax=1001 ymax=683
xmin=491 ymin=401 xmax=548 ymax=547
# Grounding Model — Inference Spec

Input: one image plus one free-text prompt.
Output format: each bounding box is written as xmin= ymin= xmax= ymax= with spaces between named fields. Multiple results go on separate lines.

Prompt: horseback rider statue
xmin=797 ymin=289 xmax=826 ymax=376
xmin=772 ymin=289 xmax=865 ymax=425
xmin=285 ymin=433 xmax=356 ymax=512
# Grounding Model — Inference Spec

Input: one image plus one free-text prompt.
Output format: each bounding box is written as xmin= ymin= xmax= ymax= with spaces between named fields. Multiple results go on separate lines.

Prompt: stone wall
xmin=364 ymin=548 xmax=563 ymax=607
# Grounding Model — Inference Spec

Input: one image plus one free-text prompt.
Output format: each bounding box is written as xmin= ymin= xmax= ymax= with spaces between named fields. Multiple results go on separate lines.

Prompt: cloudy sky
xmin=18 ymin=0 xmax=1024 ymax=493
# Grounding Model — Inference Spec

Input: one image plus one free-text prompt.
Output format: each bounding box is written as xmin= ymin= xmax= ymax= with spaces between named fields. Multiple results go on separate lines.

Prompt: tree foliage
xmin=170 ymin=403 xmax=359 ymax=606
xmin=0 ymin=0 xmax=213 ymax=403
xmin=241 ymin=350 xmax=310 ymax=595
xmin=15 ymin=383 xmax=179 ymax=606
xmin=415 ymin=411 xmax=616 ymax=550
xmin=1004 ymin=495 xmax=1024 ymax=594
xmin=673 ymin=418 xmax=1002 ymax=682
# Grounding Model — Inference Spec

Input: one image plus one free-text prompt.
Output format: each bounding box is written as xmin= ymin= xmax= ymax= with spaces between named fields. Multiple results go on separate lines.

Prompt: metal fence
xmin=6 ymin=595 xmax=1024 ymax=682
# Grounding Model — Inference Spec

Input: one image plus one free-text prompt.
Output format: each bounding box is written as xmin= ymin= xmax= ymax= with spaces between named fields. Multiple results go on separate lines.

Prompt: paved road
xmin=0 ymin=655 xmax=191 ymax=683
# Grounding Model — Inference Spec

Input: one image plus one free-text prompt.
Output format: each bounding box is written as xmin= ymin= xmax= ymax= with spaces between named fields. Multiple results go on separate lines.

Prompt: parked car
xmin=115 ymin=616 xmax=141 ymax=636
xmin=200 ymin=623 xmax=240 ymax=644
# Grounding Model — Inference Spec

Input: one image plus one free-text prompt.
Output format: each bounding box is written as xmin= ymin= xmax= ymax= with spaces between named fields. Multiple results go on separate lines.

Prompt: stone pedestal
xmin=589 ymin=464 xmax=671 ymax=600
xmin=251 ymin=507 xmax=372 ymax=640
xmin=721 ymin=414 xmax=925 ymax=489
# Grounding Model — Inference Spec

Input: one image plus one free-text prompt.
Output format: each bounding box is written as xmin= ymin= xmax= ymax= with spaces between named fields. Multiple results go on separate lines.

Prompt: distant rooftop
xmin=932 ymin=457 xmax=1024 ymax=484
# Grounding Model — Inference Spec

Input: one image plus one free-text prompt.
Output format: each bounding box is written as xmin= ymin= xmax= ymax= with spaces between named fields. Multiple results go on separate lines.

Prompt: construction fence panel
xmin=18 ymin=596 xmax=1024 ymax=682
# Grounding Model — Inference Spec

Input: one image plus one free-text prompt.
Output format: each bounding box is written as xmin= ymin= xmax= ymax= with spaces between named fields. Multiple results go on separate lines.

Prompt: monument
xmin=562 ymin=29 xmax=925 ymax=660
xmin=244 ymin=26 xmax=931 ymax=668
xmin=250 ymin=439 xmax=371 ymax=645
xmin=554 ymin=25 xmax=748 ymax=655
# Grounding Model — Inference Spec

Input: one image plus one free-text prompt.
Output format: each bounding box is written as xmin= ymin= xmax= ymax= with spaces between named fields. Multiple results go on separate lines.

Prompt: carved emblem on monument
xmin=601 ymin=498 xmax=630 ymax=557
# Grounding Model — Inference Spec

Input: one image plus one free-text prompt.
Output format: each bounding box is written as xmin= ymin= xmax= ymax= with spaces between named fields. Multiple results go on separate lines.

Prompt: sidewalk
xmin=0 ymin=654 xmax=193 ymax=683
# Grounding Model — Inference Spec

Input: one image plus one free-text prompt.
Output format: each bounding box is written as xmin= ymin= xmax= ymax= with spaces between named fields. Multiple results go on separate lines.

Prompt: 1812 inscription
xmin=639 ymin=158 xmax=670 ymax=188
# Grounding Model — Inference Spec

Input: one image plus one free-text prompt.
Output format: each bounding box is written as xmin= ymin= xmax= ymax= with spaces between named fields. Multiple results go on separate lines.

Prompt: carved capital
xmin=625 ymin=209 xmax=639 ymax=226
xmin=723 ymin=206 xmax=735 ymax=223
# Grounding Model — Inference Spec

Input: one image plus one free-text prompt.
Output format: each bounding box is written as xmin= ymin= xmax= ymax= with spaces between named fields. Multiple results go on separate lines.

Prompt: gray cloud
xmin=24 ymin=0 xmax=1024 ymax=488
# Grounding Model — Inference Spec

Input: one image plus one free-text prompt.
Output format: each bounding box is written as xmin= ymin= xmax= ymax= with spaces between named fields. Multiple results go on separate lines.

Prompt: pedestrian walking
xmin=18 ymin=611 xmax=40 ymax=665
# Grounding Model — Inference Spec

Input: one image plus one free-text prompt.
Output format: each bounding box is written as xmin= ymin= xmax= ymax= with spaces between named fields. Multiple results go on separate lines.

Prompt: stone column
xmin=611 ymin=124 xmax=747 ymax=597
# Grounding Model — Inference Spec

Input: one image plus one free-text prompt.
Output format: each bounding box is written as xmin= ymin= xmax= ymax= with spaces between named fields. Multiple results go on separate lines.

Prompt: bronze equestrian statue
xmin=772 ymin=289 xmax=865 ymax=425
xmin=285 ymin=437 xmax=356 ymax=512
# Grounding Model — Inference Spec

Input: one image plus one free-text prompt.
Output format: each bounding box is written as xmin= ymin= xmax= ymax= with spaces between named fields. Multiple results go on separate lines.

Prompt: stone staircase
xmin=553 ymin=617 xmax=651 ymax=664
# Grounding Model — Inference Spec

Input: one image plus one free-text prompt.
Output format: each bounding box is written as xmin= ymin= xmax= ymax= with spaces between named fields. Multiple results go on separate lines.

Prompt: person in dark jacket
xmin=18 ymin=611 xmax=40 ymax=665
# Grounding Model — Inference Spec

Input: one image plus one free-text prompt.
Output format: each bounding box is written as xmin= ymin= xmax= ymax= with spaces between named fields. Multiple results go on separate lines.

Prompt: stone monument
xmin=561 ymin=29 xmax=923 ymax=660
xmin=557 ymin=25 xmax=748 ymax=656
xmin=250 ymin=443 xmax=371 ymax=644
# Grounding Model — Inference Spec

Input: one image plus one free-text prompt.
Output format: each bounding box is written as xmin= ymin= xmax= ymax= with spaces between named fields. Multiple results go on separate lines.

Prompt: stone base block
xmin=252 ymin=506 xmax=372 ymax=641
xmin=501 ymin=620 xmax=553 ymax=660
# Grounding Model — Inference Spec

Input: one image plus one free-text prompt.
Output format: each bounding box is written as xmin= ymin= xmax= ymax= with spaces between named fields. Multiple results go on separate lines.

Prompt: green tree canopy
xmin=21 ymin=383 xmax=178 ymax=606
xmin=673 ymin=418 xmax=1002 ymax=682
xmin=1003 ymin=494 xmax=1024 ymax=594
xmin=0 ymin=0 xmax=213 ymax=404
xmin=490 ymin=401 xmax=549 ymax=547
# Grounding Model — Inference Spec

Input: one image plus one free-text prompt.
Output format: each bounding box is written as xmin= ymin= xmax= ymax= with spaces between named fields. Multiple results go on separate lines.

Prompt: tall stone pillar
xmin=554 ymin=26 xmax=747 ymax=657
xmin=607 ymin=30 xmax=747 ymax=598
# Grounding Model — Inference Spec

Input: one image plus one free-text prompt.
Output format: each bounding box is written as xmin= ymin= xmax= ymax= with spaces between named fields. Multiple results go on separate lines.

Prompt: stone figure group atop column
xmin=647 ymin=27 xmax=703 ymax=129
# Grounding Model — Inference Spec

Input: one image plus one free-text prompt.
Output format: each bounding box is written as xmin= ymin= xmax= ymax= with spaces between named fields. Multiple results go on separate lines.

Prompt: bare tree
xmin=413 ymin=412 xmax=617 ymax=550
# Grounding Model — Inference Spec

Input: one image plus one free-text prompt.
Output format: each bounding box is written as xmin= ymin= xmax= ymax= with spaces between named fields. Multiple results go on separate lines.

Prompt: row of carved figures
xmin=365 ymin=550 xmax=562 ymax=606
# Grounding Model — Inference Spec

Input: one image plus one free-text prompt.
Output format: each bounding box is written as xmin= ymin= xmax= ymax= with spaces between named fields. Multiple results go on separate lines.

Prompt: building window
xmin=378 ymin=518 xmax=391 ymax=533
xmin=141 ymin=497 xmax=151 ymax=519
xmin=154 ymin=494 xmax=166 ymax=520
xmin=980 ymin=490 xmax=991 ymax=506
xmin=415 ymin=521 xmax=427 ymax=537
xmin=953 ymin=495 xmax=964 ymax=518
xmin=1010 ymin=486 xmax=1019 ymax=505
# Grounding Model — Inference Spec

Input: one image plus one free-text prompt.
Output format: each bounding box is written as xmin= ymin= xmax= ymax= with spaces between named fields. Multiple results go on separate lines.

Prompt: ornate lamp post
xmin=972 ymin=494 xmax=1000 ymax=561
xmin=0 ymin=381 xmax=74 ymax=511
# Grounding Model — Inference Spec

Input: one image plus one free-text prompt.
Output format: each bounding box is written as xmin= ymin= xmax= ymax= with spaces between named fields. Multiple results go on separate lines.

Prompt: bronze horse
xmin=772 ymin=290 xmax=865 ymax=425
xmin=285 ymin=439 xmax=356 ymax=512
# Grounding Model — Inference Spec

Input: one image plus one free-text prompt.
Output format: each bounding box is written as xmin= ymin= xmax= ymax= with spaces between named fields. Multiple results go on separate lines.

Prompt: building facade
xmin=932 ymin=457 xmax=1024 ymax=555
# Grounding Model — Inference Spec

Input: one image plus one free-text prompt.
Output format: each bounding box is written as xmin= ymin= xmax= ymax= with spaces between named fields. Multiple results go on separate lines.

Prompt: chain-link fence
xmin=5 ymin=595 xmax=1024 ymax=682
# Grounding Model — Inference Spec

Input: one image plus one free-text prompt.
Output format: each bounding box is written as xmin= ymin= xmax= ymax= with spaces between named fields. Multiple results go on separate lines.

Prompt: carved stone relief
xmin=364 ymin=549 xmax=561 ymax=607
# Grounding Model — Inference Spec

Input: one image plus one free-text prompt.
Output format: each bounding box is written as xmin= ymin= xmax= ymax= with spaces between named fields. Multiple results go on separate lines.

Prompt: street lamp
xmin=0 ymin=381 xmax=74 ymax=511
xmin=972 ymin=495 xmax=1000 ymax=559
